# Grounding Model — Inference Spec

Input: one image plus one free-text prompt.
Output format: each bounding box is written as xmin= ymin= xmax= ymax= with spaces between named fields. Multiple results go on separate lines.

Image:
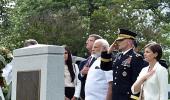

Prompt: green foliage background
xmin=0 ymin=0 xmax=170 ymax=66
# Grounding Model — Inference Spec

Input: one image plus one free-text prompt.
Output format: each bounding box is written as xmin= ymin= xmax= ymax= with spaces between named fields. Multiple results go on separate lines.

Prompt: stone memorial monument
xmin=11 ymin=44 xmax=64 ymax=100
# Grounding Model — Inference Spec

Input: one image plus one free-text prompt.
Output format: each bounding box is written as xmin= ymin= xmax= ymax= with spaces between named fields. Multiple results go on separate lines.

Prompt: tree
xmin=0 ymin=0 xmax=87 ymax=56
xmin=0 ymin=0 xmax=170 ymax=61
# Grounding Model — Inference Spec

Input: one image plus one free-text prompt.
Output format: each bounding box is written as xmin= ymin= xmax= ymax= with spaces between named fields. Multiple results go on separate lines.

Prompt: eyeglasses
xmin=64 ymin=52 xmax=68 ymax=54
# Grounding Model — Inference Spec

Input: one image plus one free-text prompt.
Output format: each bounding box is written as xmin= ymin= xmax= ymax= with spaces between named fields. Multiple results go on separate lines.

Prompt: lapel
xmin=85 ymin=56 xmax=96 ymax=68
xmin=89 ymin=57 xmax=96 ymax=67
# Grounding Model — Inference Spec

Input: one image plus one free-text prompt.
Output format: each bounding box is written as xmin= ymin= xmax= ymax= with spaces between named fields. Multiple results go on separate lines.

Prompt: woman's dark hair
xmin=144 ymin=42 xmax=162 ymax=61
xmin=24 ymin=39 xmax=38 ymax=47
xmin=64 ymin=46 xmax=75 ymax=82
xmin=159 ymin=59 xmax=168 ymax=69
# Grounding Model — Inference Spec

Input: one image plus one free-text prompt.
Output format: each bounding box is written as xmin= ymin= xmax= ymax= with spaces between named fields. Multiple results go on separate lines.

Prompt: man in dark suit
xmin=78 ymin=34 xmax=102 ymax=100
xmin=100 ymin=28 xmax=148 ymax=100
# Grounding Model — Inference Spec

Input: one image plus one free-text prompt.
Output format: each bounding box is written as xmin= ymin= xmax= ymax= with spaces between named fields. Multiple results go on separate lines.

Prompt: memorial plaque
xmin=12 ymin=45 xmax=64 ymax=100
xmin=16 ymin=70 xmax=41 ymax=100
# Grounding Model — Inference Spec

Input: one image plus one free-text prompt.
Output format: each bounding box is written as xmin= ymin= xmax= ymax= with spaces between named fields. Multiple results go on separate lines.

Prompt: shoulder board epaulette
xmin=101 ymin=57 xmax=112 ymax=62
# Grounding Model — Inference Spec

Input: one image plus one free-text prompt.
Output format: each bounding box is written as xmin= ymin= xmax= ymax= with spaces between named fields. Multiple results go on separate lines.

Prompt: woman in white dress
xmin=131 ymin=42 xmax=168 ymax=100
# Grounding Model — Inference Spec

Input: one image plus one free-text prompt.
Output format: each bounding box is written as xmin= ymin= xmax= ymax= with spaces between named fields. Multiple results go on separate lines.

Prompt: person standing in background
xmin=64 ymin=46 xmax=81 ymax=100
xmin=78 ymin=34 xmax=102 ymax=100
xmin=1 ymin=47 xmax=13 ymax=100
xmin=131 ymin=42 xmax=168 ymax=100
xmin=24 ymin=39 xmax=38 ymax=47
xmin=100 ymin=28 xmax=148 ymax=100
xmin=2 ymin=39 xmax=38 ymax=100
xmin=85 ymin=39 xmax=113 ymax=100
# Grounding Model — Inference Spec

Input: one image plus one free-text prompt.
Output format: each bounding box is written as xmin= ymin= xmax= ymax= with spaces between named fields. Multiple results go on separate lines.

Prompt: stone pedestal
xmin=12 ymin=45 xmax=64 ymax=100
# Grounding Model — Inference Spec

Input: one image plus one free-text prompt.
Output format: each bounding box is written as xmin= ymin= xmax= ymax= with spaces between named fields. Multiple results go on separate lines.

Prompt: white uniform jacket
xmin=85 ymin=57 xmax=113 ymax=100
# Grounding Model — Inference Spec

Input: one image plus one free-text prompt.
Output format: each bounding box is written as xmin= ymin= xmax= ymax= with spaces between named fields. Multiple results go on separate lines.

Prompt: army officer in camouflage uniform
xmin=100 ymin=28 xmax=148 ymax=100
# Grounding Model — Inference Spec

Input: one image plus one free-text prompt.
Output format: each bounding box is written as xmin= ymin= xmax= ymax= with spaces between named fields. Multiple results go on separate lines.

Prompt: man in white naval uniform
xmin=85 ymin=39 xmax=113 ymax=100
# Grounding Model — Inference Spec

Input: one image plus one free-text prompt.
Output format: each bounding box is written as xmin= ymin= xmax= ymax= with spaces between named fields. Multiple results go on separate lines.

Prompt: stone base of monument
xmin=12 ymin=45 xmax=64 ymax=100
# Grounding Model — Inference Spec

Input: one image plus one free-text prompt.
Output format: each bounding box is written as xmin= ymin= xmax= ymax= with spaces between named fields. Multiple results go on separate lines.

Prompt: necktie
xmin=89 ymin=57 xmax=96 ymax=67
xmin=118 ymin=53 xmax=123 ymax=60
xmin=120 ymin=53 xmax=123 ymax=57
xmin=86 ymin=56 xmax=94 ymax=67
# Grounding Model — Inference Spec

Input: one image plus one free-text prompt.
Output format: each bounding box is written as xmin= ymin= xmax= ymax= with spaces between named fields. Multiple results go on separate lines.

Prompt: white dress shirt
xmin=85 ymin=57 xmax=113 ymax=100
xmin=2 ymin=62 xmax=12 ymax=85
xmin=73 ymin=64 xmax=81 ymax=98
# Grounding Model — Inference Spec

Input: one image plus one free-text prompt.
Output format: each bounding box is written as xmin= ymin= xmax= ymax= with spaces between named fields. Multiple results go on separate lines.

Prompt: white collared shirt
xmin=122 ymin=48 xmax=132 ymax=55
xmin=2 ymin=62 xmax=12 ymax=85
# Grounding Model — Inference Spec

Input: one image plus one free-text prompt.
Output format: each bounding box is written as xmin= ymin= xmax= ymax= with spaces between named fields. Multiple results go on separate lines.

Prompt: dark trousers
xmin=112 ymin=92 xmax=132 ymax=100
xmin=80 ymin=81 xmax=85 ymax=99
xmin=65 ymin=87 xmax=75 ymax=99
